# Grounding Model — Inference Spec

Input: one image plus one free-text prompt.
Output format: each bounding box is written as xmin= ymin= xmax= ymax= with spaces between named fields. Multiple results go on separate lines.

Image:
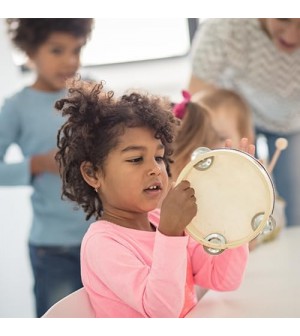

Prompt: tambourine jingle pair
xmin=176 ymin=148 xmax=276 ymax=254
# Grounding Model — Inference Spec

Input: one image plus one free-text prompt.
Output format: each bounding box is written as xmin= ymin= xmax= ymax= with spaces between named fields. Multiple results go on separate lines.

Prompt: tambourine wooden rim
xmin=176 ymin=148 xmax=275 ymax=251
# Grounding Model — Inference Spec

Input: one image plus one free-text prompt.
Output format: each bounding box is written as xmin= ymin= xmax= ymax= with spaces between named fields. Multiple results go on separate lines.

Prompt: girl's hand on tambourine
xmin=159 ymin=180 xmax=197 ymax=237
xmin=225 ymin=137 xmax=256 ymax=157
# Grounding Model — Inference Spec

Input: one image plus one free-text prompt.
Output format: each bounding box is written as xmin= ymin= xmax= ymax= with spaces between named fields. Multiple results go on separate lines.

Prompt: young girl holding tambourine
xmin=54 ymin=78 xmax=252 ymax=317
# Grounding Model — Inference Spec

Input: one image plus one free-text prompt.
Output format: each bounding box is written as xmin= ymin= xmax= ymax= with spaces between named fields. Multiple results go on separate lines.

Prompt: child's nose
xmin=64 ymin=54 xmax=80 ymax=68
xmin=148 ymin=162 xmax=161 ymax=176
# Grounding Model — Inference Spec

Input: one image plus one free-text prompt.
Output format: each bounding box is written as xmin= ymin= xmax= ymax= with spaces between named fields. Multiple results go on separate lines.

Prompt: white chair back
xmin=42 ymin=287 xmax=95 ymax=318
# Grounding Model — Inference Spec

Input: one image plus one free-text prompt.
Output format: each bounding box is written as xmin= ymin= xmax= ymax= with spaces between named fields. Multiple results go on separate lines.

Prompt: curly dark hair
xmin=6 ymin=18 xmax=94 ymax=54
xmin=55 ymin=78 xmax=179 ymax=220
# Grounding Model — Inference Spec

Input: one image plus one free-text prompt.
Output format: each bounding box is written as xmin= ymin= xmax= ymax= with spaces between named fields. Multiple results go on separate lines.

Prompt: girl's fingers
xmin=225 ymin=138 xmax=255 ymax=156
xmin=240 ymin=138 xmax=256 ymax=156
xmin=225 ymin=138 xmax=232 ymax=148
xmin=240 ymin=138 xmax=248 ymax=152
xmin=248 ymin=144 xmax=256 ymax=156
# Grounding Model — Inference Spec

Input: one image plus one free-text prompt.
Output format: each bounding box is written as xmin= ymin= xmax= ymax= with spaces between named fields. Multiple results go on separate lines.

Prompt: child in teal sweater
xmin=0 ymin=19 xmax=94 ymax=317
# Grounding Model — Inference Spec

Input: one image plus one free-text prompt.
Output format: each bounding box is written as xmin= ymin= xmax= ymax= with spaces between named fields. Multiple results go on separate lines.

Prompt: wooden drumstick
xmin=267 ymin=138 xmax=288 ymax=174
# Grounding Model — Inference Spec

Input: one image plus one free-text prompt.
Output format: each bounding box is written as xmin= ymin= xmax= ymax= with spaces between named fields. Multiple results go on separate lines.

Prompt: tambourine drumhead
xmin=176 ymin=148 xmax=275 ymax=252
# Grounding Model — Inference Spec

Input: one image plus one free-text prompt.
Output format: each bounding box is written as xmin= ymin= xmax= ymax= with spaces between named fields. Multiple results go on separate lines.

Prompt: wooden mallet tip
xmin=275 ymin=138 xmax=288 ymax=150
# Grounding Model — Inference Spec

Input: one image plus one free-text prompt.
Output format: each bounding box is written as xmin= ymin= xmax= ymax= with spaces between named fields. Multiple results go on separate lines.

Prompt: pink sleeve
xmin=83 ymin=231 xmax=190 ymax=318
xmin=189 ymin=239 xmax=249 ymax=291
xmin=150 ymin=208 xmax=249 ymax=291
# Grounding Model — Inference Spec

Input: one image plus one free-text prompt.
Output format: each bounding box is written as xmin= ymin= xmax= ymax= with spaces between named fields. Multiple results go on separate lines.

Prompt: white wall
xmin=83 ymin=57 xmax=191 ymax=101
xmin=0 ymin=18 xmax=191 ymax=317
xmin=0 ymin=18 xmax=36 ymax=317
xmin=0 ymin=20 xmax=23 ymax=100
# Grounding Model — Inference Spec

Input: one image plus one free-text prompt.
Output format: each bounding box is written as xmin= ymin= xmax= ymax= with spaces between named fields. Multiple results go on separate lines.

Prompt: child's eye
xmin=126 ymin=157 xmax=143 ymax=163
xmin=155 ymin=156 xmax=164 ymax=163
xmin=51 ymin=48 xmax=63 ymax=55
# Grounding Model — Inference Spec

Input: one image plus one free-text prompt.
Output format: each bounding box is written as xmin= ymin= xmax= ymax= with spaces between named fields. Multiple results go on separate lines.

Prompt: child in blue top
xmin=0 ymin=19 xmax=94 ymax=317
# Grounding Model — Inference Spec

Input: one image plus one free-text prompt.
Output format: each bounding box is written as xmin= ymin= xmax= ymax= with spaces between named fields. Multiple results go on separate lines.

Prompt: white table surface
xmin=186 ymin=226 xmax=300 ymax=318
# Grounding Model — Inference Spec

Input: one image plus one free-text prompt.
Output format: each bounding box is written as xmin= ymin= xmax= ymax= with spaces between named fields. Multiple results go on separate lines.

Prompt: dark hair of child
xmin=55 ymin=78 xmax=179 ymax=221
xmin=6 ymin=18 xmax=94 ymax=54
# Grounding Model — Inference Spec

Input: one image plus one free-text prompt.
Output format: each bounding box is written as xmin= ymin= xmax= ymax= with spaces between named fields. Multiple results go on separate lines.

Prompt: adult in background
xmin=188 ymin=18 xmax=300 ymax=227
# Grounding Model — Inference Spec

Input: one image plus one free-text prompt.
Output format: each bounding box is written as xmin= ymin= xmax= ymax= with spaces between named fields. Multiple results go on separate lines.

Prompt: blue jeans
xmin=29 ymin=244 xmax=82 ymax=317
xmin=256 ymin=129 xmax=300 ymax=227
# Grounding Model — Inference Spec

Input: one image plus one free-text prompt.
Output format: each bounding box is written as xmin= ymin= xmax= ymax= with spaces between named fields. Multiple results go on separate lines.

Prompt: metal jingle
xmin=262 ymin=215 xmax=276 ymax=235
xmin=251 ymin=212 xmax=265 ymax=232
xmin=203 ymin=233 xmax=226 ymax=255
xmin=194 ymin=156 xmax=214 ymax=171
xmin=191 ymin=147 xmax=211 ymax=161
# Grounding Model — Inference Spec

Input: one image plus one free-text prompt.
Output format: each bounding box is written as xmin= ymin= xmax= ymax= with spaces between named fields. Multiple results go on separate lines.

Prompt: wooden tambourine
xmin=176 ymin=147 xmax=276 ymax=255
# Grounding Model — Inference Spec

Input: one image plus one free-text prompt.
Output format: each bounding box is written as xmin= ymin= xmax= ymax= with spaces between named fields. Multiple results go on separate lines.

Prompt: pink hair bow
xmin=173 ymin=90 xmax=191 ymax=119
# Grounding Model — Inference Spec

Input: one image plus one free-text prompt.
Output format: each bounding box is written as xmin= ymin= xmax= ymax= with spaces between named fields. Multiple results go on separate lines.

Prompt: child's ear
xmin=80 ymin=161 xmax=101 ymax=189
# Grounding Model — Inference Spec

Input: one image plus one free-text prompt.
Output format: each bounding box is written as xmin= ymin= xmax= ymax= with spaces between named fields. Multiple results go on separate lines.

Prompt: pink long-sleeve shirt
xmin=81 ymin=210 xmax=249 ymax=318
